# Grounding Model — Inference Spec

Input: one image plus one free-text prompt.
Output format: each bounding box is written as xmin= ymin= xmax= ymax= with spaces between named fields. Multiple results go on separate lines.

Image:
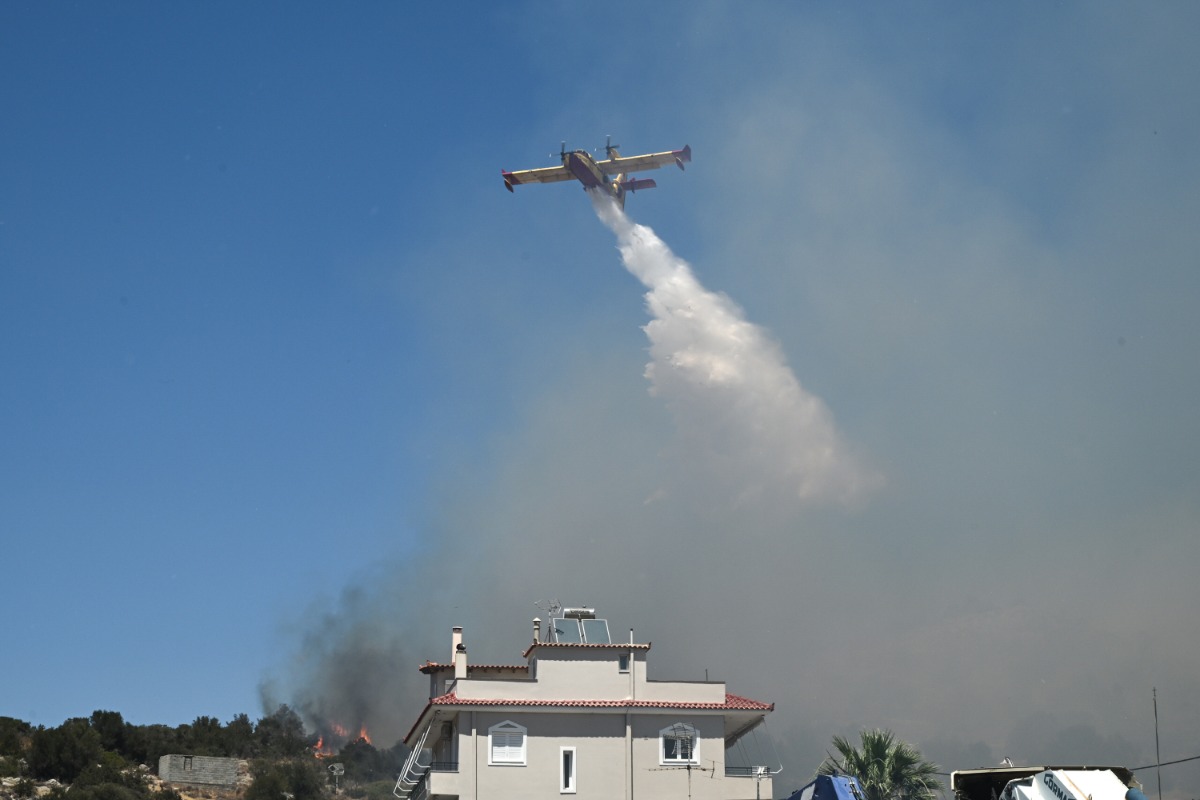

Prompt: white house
xmin=395 ymin=609 xmax=775 ymax=800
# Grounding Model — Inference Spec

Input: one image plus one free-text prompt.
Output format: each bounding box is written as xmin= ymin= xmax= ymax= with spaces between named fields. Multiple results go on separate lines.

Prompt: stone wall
xmin=157 ymin=755 xmax=240 ymax=788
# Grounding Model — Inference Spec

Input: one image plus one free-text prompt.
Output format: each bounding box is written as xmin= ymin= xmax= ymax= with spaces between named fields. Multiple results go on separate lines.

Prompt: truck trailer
xmin=952 ymin=766 xmax=1146 ymax=800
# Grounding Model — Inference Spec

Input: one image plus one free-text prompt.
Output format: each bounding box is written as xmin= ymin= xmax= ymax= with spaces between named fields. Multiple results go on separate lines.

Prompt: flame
xmin=310 ymin=722 xmax=372 ymax=757
xmin=313 ymin=735 xmax=335 ymax=758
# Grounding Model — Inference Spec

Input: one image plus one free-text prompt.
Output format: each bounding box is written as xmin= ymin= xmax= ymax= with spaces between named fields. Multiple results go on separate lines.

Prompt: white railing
xmin=393 ymin=722 xmax=435 ymax=799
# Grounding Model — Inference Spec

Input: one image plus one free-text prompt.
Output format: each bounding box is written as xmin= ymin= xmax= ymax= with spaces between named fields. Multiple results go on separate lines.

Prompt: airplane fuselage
xmin=563 ymin=150 xmax=649 ymax=207
xmin=564 ymin=150 xmax=609 ymax=190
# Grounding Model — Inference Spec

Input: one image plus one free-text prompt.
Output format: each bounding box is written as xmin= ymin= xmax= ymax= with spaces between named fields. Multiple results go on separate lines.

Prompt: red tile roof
xmin=404 ymin=691 xmax=772 ymax=743
xmin=522 ymin=641 xmax=652 ymax=658
xmin=418 ymin=661 xmax=530 ymax=674
xmin=430 ymin=691 xmax=773 ymax=711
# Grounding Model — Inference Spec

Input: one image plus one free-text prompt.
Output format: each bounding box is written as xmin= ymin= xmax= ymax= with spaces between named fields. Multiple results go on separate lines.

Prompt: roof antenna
xmin=534 ymin=598 xmax=562 ymax=618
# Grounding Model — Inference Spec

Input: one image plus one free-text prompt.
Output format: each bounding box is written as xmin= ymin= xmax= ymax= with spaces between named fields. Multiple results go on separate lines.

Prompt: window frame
xmin=618 ymin=653 xmax=630 ymax=673
xmin=659 ymin=722 xmax=699 ymax=766
xmin=560 ymin=746 xmax=577 ymax=794
xmin=487 ymin=720 xmax=527 ymax=766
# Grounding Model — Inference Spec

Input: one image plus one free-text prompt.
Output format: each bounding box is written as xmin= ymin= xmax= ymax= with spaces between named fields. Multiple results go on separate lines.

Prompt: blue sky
xmin=3 ymin=3 xmax=1199 ymax=795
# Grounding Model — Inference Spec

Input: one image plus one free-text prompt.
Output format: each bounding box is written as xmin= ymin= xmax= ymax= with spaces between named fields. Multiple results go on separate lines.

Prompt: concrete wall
xmin=636 ymin=679 xmax=726 ymax=703
xmin=451 ymin=649 xmax=724 ymax=705
xmin=428 ymin=710 xmax=768 ymax=800
xmin=158 ymin=755 xmax=240 ymax=787
xmin=529 ymin=651 xmax=633 ymax=699
xmin=469 ymin=711 xmax=626 ymax=800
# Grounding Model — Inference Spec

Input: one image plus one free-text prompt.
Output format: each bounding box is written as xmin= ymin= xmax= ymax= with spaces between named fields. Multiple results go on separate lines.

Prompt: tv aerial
xmin=534 ymin=598 xmax=562 ymax=618
xmin=647 ymin=761 xmax=716 ymax=800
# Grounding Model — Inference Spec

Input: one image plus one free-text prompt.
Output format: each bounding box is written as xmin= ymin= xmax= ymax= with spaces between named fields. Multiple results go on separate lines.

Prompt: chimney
xmin=451 ymin=626 xmax=463 ymax=661
xmin=453 ymin=626 xmax=467 ymax=680
xmin=532 ymin=617 xmax=541 ymax=643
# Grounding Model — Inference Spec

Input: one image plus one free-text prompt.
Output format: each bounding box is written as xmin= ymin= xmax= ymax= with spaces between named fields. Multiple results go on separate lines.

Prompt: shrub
xmin=66 ymin=784 xmax=144 ymax=800
xmin=245 ymin=760 xmax=325 ymax=800
xmin=0 ymin=717 xmax=32 ymax=757
xmin=28 ymin=720 xmax=103 ymax=782
xmin=354 ymin=780 xmax=397 ymax=800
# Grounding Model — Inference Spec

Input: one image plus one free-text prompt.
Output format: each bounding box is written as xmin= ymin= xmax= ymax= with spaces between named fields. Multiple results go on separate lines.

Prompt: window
xmin=660 ymin=723 xmax=699 ymax=765
xmin=560 ymin=746 xmax=576 ymax=793
xmin=182 ymin=756 xmax=193 ymax=771
xmin=618 ymin=653 xmax=630 ymax=672
xmin=488 ymin=720 xmax=527 ymax=765
xmin=432 ymin=721 xmax=456 ymax=766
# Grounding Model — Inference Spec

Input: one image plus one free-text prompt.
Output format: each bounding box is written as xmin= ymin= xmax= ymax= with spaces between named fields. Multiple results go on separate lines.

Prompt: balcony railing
xmin=410 ymin=771 xmax=430 ymax=800
xmin=725 ymin=766 xmax=770 ymax=777
xmin=429 ymin=761 xmax=458 ymax=772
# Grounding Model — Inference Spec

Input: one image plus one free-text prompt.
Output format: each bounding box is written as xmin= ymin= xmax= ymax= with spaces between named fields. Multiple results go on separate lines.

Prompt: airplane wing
xmin=502 ymin=165 xmax=574 ymax=192
xmin=594 ymin=145 xmax=691 ymax=176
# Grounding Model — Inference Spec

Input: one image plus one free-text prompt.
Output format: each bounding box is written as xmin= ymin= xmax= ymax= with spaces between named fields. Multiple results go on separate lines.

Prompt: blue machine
xmin=787 ymin=774 xmax=868 ymax=800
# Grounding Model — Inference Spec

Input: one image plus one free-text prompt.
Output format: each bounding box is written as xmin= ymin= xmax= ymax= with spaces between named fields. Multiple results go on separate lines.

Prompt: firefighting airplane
xmin=502 ymin=137 xmax=691 ymax=208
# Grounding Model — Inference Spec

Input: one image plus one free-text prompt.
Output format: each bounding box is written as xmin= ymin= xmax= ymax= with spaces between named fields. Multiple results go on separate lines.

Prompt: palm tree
xmin=817 ymin=728 xmax=942 ymax=800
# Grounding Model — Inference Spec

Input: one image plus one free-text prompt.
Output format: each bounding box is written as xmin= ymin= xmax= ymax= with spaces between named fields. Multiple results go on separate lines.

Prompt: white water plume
xmin=593 ymin=194 xmax=880 ymax=506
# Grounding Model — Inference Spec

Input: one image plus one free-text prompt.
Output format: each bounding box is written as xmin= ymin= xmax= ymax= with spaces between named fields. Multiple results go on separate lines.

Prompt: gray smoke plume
xmin=270 ymin=180 xmax=1198 ymax=799
xmin=263 ymin=586 xmax=420 ymax=749
xmin=592 ymin=192 xmax=881 ymax=507
xmin=270 ymin=196 xmax=882 ymax=752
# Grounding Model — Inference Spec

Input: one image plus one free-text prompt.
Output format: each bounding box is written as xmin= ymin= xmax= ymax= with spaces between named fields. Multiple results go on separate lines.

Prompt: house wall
xmin=636 ymin=679 xmax=726 ymax=703
xmin=472 ymin=711 xmax=627 ymax=800
xmin=530 ymin=651 xmax=632 ymax=699
xmin=631 ymin=714 xmax=745 ymax=800
xmin=430 ymin=667 xmax=529 ymax=699
xmin=157 ymin=755 xmax=240 ymax=787
xmin=432 ymin=710 xmax=766 ymax=800
xmin=452 ymin=651 xmax=724 ymax=705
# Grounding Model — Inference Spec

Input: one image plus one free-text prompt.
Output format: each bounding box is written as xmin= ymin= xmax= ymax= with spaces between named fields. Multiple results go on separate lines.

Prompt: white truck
xmin=952 ymin=766 xmax=1146 ymax=800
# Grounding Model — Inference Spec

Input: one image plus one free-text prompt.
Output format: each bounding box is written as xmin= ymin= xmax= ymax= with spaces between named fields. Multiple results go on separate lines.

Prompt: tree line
xmin=3 ymin=711 xmax=939 ymax=800
xmin=0 ymin=707 xmax=407 ymax=800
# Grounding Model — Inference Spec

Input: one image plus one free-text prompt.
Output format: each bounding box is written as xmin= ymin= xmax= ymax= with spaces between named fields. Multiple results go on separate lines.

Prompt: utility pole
xmin=330 ymin=763 xmax=345 ymax=794
xmin=1153 ymin=688 xmax=1162 ymax=800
